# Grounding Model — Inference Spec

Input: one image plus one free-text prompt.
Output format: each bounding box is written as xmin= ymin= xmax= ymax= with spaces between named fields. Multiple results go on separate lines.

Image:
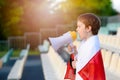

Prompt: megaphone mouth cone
xmin=48 ymin=31 xmax=77 ymax=51
xmin=49 ymin=37 xmax=59 ymax=51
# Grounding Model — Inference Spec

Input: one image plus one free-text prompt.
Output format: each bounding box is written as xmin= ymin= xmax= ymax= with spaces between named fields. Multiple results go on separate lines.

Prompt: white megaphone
xmin=49 ymin=31 xmax=77 ymax=51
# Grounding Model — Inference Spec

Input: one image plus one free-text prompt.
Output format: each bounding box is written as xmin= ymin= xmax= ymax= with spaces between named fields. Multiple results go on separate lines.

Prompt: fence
xmin=8 ymin=36 xmax=26 ymax=49
xmin=0 ymin=40 xmax=8 ymax=51
xmin=25 ymin=32 xmax=41 ymax=49
xmin=7 ymin=32 xmax=41 ymax=49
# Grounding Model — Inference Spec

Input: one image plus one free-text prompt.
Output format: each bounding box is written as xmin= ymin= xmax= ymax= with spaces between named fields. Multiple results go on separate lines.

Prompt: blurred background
xmin=0 ymin=0 xmax=119 ymax=50
xmin=0 ymin=0 xmax=120 ymax=80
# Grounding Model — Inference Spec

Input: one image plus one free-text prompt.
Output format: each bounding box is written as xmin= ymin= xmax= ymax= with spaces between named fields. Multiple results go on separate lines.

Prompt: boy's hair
xmin=77 ymin=13 xmax=101 ymax=35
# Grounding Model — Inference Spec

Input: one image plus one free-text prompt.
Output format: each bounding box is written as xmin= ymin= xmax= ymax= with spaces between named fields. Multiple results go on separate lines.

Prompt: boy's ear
xmin=86 ymin=26 xmax=92 ymax=32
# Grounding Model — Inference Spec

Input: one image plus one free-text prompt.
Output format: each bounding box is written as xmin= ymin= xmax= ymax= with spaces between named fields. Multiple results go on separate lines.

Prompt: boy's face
xmin=76 ymin=21 xmax=90 ymax=40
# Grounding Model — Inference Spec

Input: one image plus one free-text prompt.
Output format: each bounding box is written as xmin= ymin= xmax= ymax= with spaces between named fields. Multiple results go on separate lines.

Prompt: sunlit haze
xmin=48 ymin=0 xmax=66 ymax=14
xmin=111 ymin=0 xmax=120 ymax=13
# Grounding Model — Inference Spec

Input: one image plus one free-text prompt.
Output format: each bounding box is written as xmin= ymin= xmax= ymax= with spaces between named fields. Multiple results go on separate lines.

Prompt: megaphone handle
xmin=69 ymin=43 xmax=75 ymax=53
xmin=69 ymin=43 xmax=78 ymax=59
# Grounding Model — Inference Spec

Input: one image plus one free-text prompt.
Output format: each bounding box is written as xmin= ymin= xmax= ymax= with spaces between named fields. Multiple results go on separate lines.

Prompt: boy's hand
xmin=67 ymin=44 xmax=78 ymax=55
xmin=72 ymin=60 xmax=76 ymax=69
xmin=67 ymin=44 xmax=73 ymax=52
xmin=67 ymin=44 xmax=76 ymax=52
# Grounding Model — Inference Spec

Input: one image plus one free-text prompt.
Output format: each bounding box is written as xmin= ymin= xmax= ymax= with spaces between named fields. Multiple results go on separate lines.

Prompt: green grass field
xmin=29 ymin=49 xmax=40 ymax=55
xmin=0 ymin=51 xmax=8 ymax=58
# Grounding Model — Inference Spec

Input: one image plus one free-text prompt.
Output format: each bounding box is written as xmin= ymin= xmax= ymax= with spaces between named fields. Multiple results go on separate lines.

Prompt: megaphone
xmin=49 ymin=31 xmax=77 ymax=51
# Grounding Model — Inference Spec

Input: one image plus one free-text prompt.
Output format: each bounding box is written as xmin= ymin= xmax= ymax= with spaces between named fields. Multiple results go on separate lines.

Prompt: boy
xmin=71 ymin=13 xmax=106 ymax=80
